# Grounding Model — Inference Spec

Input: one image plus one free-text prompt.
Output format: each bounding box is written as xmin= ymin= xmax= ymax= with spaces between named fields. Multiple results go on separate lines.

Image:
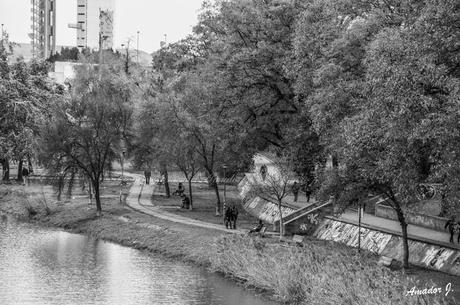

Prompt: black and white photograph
xmin=0 ymin=0 xmax=459 ymax=304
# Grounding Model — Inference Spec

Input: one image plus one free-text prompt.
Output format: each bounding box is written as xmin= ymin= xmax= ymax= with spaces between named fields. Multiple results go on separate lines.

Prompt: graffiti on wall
xmin=244 ymin=196 xmax=295 ymax=224
xmin=307 ymin=213 xmax=319 ymax=225
xmin=314 ymin=219 xmax=460 ymax=276
xmin=238 ymin=176 xmax=250 ymax=199
xmin=298 ymin=213 xmax=321 ymax=231
xmin=316 ymin=220 xmax=396 ymax=255
xmin=258 ymin=203 xmax=294 ymax=224
xmin=421 ymin=247 xmax=456 ymax=270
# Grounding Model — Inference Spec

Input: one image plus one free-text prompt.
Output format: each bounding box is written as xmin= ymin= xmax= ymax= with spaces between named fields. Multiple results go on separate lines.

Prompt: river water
xmin=0 ymin=215 xmax=277 ymax=305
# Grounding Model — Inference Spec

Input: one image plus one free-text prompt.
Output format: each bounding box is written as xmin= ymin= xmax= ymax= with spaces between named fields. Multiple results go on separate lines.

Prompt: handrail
xmin=283 ymin=200 xmax=333 ymax=226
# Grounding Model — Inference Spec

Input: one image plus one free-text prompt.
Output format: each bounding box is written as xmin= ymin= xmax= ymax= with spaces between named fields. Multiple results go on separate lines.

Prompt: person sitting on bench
xmin=248 ymin=220 xmax=264 ymax=234
xmin=173 ymin=183 xmax=185 ymax=196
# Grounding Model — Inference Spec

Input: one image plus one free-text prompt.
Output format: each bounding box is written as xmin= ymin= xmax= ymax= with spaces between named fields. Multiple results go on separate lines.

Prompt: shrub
xmin=209 ymin=235 xmax=450 ymax=305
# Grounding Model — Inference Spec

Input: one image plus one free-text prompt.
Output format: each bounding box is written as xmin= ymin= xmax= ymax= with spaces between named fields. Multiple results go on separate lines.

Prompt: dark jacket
xmin=445 ymin=219 xmax=456 ymax=232
xmin=182 ymin=196 xmax=190 ymax=208
xmin=231 ymin=206 xmax=238 ymax=220
xmin=22 ymin=167 xmax=29 ymax=177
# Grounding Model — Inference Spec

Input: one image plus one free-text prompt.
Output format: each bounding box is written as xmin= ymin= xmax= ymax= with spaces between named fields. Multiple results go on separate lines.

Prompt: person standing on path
xmin=292 ymin=182 xmax=300 ymax=202
xmin=144 ymin=169 xmax=151 ymax=185
xmin=22 ymin=166 xmax=29 ymax=186
xmin=445 ymin=216 xmax=457 ymax=243
xmin=231 ymin=206 xmax=239 ymax=229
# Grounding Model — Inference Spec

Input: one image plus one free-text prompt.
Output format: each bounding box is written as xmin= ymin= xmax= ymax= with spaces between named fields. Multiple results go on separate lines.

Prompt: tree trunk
xmin=27 ymin=155 xmax=34 ymax=174
xmin=395 ymin=203 xmax=409 ymax=268
xmin=88 ymin=179 xmax=93 ymax=205
xmin=2 ymin=159 xmax=10 ymax=181
xmin=67 ymin=170 xmax=76 ymax=198
xmin=207 ymin=170 xmax=221 ymax=216
xmin=188 ymin=178 xmax=193 ymax=210
xmin=161 ymin=165 xmax=171 ymax=197
xmin=93 ymin=179 xmax=102 ymax=216
xmin=17 ymin=160 xmax=24 ymax=182
xmin=278 ymin=201 xmax=284 ymax=239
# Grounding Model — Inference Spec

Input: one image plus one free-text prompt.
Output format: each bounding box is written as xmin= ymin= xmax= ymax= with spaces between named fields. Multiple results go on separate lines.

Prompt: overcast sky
xmin=0 ymin=0 xmax=205 ymax=53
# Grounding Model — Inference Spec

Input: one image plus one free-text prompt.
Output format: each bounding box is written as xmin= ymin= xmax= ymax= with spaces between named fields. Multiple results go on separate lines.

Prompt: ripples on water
xmin=0 ymin=215 xmax=277 ymax=305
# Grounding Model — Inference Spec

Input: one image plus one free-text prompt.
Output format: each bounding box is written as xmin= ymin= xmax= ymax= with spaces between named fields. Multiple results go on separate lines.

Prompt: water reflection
xmin=0 ymin=215 xmax=277 ymax=305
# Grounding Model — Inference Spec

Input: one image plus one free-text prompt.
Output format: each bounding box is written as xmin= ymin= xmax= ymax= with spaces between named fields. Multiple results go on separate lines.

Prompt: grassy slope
xmin=0 ymin=183 xmax=455 ymax=305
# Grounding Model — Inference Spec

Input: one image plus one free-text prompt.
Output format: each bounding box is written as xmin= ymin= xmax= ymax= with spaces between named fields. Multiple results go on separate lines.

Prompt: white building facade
xmin=69 ymin=0 xmax=114 ymax=50
xmin=30 ymin=0 xmax=56 ymax=59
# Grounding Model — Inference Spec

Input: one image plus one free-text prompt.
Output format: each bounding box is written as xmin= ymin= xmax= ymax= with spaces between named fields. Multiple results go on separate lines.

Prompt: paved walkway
xmin=336 ymin=210 xmax=460 ymax=250
xmin=122 ymin=171 xmax=459 ymax=249
xmin=123 ymin=172 xmax=246 ymax=234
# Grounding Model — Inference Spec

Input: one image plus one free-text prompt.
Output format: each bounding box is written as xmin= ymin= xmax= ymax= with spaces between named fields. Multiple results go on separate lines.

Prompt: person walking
xmin=224 ymin=206 xmax=232 ymax=229
xmin=445 ymin=216 xmax=457 ymax=243
xmin=292 ymin=182 xmax=300 ymax=202
xmin=144 ymin=169 xmax=151 ymax=184
xmin=304 ymin=181 xmax=314 ymax=203
xmin=260 ymin=165 xmax=267 ymax=181
xmin=22 ymin=166 xmax=29 ymax=186
xmin=231 ymin=206 xmax=239 ymax=229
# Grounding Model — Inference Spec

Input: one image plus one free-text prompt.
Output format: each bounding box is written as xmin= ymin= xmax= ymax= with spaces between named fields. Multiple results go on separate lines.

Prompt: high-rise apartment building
xmin=69 ymin=0 xmax=115 ymax=50
xmin=30 ymin=0 xmax=56 ymax=59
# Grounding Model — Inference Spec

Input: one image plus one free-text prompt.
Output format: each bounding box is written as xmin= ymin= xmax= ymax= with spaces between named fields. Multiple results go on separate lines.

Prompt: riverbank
xmin=0 ymin=183 xmax=455 ymax=305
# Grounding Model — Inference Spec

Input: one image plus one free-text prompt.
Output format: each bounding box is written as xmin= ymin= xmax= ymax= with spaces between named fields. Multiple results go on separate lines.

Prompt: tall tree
xmin=196 ymin=0 xmax=304 ymax=149
xmin=1 ymin=38 xmax=61 ymax=181
xmin=40 ymin=61 xmax=134 ymax=215
xmin=307 ymin=0 xmax=460 ymax=268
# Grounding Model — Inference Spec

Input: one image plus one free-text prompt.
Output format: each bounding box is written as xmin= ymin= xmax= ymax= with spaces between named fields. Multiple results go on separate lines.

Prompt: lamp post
xmin=136 ymin=30 xmax=140 ymax=63
xmin=121 ymin=41 xmax=130 ymax=74
xmin=358 ymin=202 xmax=362 ymax=253
xmin=119 ymin=139 xmax=127 ymax=204
xmin=223 ymin=165 xmax=227 ymax=206
xmin=1 ymin=24 xmax=4 ymax=48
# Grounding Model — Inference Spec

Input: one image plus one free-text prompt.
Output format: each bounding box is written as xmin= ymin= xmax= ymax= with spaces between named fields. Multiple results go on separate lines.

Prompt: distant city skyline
xmin=0 ymin=0 xmax=206 ymax=53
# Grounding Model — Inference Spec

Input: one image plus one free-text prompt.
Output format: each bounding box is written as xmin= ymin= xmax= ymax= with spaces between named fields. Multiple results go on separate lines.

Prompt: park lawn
xmin=0 ymin=178 xmax=133 ymax=217
xmin=149 ymin=182 xmax=261 ymax=231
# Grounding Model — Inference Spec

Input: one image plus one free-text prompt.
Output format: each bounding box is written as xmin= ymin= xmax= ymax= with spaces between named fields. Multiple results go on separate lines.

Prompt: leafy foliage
xmin=0 ymin=39 xmax=63 ymax=180
xmin=39 ymin=60 xmax=134 ymax=214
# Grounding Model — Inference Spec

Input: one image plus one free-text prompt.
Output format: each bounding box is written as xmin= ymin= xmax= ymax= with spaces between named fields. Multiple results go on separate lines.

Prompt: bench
xmin=248 ymin=226 xmax=267 ymax=237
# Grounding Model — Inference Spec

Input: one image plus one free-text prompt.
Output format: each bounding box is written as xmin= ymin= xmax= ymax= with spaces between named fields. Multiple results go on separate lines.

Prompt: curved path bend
xmin=123 ymin=172 xmax=246 ymax=234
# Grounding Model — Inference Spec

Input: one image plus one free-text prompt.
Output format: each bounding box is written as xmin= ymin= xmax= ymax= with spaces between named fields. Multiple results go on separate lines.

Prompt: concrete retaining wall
xmin=238 ymin=173 xmax=297 ymax=224
xmin=314 ymin=219 xmax=460 ymax=276
xmin=284 ymin=209 xmax=328 ymax=236
xmin=376 ymin=204 xmax=448 ymax=232
xmin=243 ymin=196 xmax=295 ymax=224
